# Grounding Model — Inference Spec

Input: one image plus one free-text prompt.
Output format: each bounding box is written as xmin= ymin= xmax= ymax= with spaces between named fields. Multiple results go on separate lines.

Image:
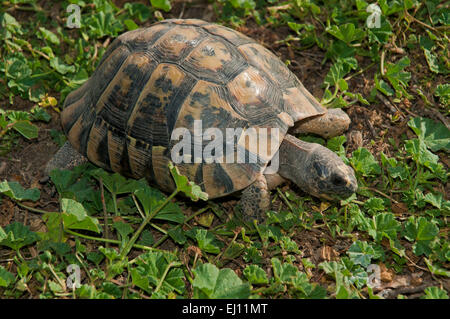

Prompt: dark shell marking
xmin=61 ymin=19 xmax=326 ymax=198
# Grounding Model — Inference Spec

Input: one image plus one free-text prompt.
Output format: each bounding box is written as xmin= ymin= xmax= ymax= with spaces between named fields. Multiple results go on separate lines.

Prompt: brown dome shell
xmin=61 ymin=19 xmax=326 ymax=198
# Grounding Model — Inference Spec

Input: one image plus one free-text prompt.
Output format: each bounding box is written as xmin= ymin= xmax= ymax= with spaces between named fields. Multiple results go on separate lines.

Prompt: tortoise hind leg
xmin=45 ymin=141 xmax=88 ymax=176
xmin=238 ymin=174 xmax=271 ymax=223
xmin=291 ymin=108 xmax=350 ymax=138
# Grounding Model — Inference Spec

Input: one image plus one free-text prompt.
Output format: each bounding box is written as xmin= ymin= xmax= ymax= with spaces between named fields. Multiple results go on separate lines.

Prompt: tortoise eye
xmin=331 ymin=174 xmax=345 ymax=186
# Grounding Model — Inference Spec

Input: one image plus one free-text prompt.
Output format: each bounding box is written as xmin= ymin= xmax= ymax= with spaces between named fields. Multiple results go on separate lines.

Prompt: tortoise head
xmin=304 ymin=146 xmax=357 ymax=200
xmin=278 ymin=135 xmax=357 ymax=201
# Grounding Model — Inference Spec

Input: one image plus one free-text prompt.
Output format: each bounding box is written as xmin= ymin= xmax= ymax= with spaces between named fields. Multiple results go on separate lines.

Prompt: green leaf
xmin=324 ymin=57 xmax=357 ymax=87
xmin=379 ymin=0 xmax=413 ymax=16
xmin=134 ymin=183 xmax=184 ymax=223
xmin=192 ymin=263 xmax=251 ymax=299
xmin=419 ymin=36 xmax=447 ymax=74
xmin=243 ymin=265 xmax=268 ymax=285
xmin=50 ymin=57 xmax=75 ymax=75
xmin=367 ymin=213 xmax=401 ymax=242
xmin=424 ymin=258 xmax=450 ymax=277
xmin=326 ymin=23 xmax=365 ymax=44
xmin=347 ymin=241 xmax=377 ymax=267
xmin=150 ymin=0 xmax=172 ymax=12
xmin=38 ymin=27 xmax=60 ymax=45
xmin=124 ymin=3 xmax=151 ymax=22
xmin=112 ymin=221 xmax=133 ymax=245
xmin=169 ymin=162 xmax=208 ymax=201
xmin=0 ymin=12 xmax=22 ymax=39
xmin=186 ymin=228 xmax=223 ymax=254
xmin=271 ymin=257 xmax=298 ymax=284
xmin=424 ymin=192 xmax=446 ymax=209
xmin=422 ymin=286 xmax=449 ymax=299
xmin=137 ymin=229 xmax=155 ymax=247
xmin=167 ymin=227 xmax=186 ymax=245
xmin=0 ymin=266 xmax=15 ymax=287
xmin=375 ymin=74 xmax=394 ymax=96
xmin=350 ymin=147 xmax=381 ymax=177
xmin=85 ymin=11 xmax=124 ymax=38
xmin=229 ymin=0 xmax=256 ymax=10
xmin=131 ymin=251 xmax=184 ymax=297
xmin=367 ymin=16 xmax=392 ymax=44
xmin=434 ymin=84 xmax=449 ymax=107
xmin=405 ymin=139 xmax=439 ymax=167
xmin=380 ymin=152 xmax=408 ymax=180
xmin=0 ymin=180 xmax=40 ymax=201
xmin=0 ymin=222 xmax=39 ymax=251
xmin=31 ymin=106 xmax=51 ymax=123
xmin=123 ymin=19 xmax=139 ymax=31
xmin=407 ymin=117 xmax=450 ymax=152
xmin=49 ymin=168 xmax=85 ymax=195
xmin=4 ymin=54 xmax=34 ymax=94
xmin=90 ymin=169 xmax=140 ymax=195
xmin=327 ymin=135 xmax=347 ymax=159
xmin=363 ymin=197 xmax=386 ymax=215
xmin=384 ymin=56 xmax=411 ymax=98
xmin=12 ymin=120 xmax=38 ymax=139
xmin=223 ymin=242 xmax=245 ymax=260
xmin=404 ymin=216 xmax=439 ymax=256
xmin=280 ymin=236 xmax=300 ymax=254
xmin=48 ymin=198 xmax=101 ymax=233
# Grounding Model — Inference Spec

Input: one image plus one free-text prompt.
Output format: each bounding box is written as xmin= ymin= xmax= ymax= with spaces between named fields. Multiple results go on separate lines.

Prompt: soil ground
xmin=0 ymin=0 xmax=448 ymax=298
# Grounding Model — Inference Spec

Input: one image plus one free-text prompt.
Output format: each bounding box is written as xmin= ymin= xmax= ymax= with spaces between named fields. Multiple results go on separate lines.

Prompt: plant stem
xmin=14 ymin=201 xmax=57 ymax=214
xmin=99 ymin=177 xmax=110 ymax=247
xmin=112 ymin=193 xmax=119 ymax=216
xmin=64 ymin=229 xmax=164 ymax=253
xmin=276 ymin=188 xmax=295 ymax=213
xmin=152 ymin=206 xmax=209 ymax=248
xmin=119 ymin=190 xmax=179 ymax=259
xmin=154 ymin=261 xmax=181 ymax=294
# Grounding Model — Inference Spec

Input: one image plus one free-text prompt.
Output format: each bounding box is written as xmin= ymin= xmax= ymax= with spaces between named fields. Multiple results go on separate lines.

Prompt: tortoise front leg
xmin=238 ymin=174 xmax=271 ymax=223
xmin=45 ymin=141 xmax=88 ymax=175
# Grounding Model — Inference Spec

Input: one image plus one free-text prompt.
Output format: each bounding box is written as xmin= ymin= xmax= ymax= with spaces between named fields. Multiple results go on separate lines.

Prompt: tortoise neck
xmin=276 ymin=134 xmax=317 ymax=184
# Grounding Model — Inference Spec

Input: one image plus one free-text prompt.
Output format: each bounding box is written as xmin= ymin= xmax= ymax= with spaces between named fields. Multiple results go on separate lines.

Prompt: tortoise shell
xmin=61 ymin=19 xmax=326 ymax=199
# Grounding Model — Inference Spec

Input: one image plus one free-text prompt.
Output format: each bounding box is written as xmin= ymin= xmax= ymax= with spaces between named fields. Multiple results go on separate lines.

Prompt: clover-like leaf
xmin=12 ymin=120 xmax=38 ymax=139
xmin=0 ymin=222 xmax=39 ymax=251
xmin=90 ymin=169 xmax=140 ymax=196
xmin=405 ymin=139 xmax=439 ymax=167
xmin=350 ymin=147 xmax=381 ymax=177
xmin=169 ymin=162 xmax=208 ymax=201
xmin=186 ymin=228 xmax=223 ymax=254
xmin=0 ymin=180 xmax=40 ymax=201
xmin=134 ymin=182 xmax=184 ymax=223
xmin=404 ymin=216 xmax=439 ymax=256
xmin=192 ymin=263 xmax=251 ymax=299
xmin=45 ymin=198 xmax=101 ymax=234
xmin=271 ymin=257 xmax=299 ymax=284
xmin=367 ymin=213 xmax=401 ymax=242
xmin=347 ymin=240 xmax=377 ymax=268
xmin=407 ymin=117 xmax=450 ymax=153
xmin=151 ymin=0 xmax=172 ymax=12
xmin=326 ymin=23 xmax=365 ymax=44
xmin=0 ymin=266 xmax=15 ymax=288
xmin=384 ymin=56 xmax=411 ymax=98
xmin=422 ymin=286 xmax=449 ymax=299
xmin=130 ymin=251 xmax=184 ymax=298
xmin=243 ymin=265 xmax=268 ymax=285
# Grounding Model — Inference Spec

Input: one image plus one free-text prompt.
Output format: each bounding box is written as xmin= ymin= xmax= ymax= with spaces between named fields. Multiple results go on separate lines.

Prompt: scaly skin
xmin=45 ymin=141 xmax=88 ymax=176
xmin=238 ymin=134 xmax=357 ymax=221
xmin=277 ymin=134 xmax=357 ymax=200
xmin=292 ymin=108 xmax=351 ymax=138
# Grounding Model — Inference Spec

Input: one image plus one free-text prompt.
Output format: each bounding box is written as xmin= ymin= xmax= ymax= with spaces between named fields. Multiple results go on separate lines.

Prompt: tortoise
xmin=46 ymin=19 xmax=357 ymax=221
